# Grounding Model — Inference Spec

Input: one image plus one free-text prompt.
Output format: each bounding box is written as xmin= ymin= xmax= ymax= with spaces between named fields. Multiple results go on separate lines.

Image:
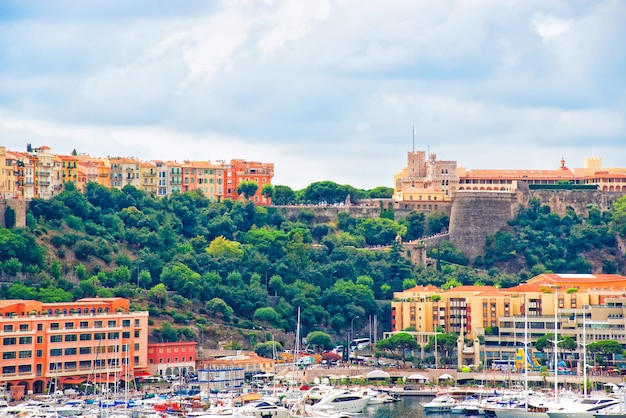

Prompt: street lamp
xmin=350 ymin=315 xmax=360 ymax=345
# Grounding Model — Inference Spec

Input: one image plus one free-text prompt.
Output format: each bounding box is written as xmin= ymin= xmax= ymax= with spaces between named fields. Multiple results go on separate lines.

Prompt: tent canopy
xmin=406 ymin=373 xmax=428 ymax=381
xmin=366 ymin=370 xmax=390 ymax=379
xmin=438 ymin=373 xmax=454 ymax=380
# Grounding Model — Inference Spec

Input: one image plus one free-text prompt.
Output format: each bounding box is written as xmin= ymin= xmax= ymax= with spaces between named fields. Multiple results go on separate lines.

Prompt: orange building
xmin=0 ymin=298 xmax=148 ymax=395
xmin=223 ymin=159 xmax=274 ymax=205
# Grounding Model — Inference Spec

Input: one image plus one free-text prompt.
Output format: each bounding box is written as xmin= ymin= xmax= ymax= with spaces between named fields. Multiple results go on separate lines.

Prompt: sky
xmin=0 ymin=0 xmax=625 ymax=190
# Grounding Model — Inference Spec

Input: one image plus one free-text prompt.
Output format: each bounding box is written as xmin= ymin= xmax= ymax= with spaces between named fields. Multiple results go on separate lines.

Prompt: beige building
xmin=393 ymin=151 xmax=458 ymax=212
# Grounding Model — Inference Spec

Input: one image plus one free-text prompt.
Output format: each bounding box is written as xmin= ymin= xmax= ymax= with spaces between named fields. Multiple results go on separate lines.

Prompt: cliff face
xmin=449 ymin=191 xmax=518 ymax=262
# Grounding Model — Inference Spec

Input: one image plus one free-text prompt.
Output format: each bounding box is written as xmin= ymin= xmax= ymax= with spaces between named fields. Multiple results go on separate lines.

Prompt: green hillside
xmin=1 ymin=182 xmax=625 ymax=350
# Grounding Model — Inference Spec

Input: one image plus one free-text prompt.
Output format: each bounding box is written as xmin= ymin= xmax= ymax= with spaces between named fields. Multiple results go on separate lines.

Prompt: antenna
xmin=412 ymin=125 xmax=415 ymax=152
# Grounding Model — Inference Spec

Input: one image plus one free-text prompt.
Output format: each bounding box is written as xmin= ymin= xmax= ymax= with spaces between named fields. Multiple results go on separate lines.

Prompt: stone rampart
xmin=449 ymin=191 xmax=518 ymax=262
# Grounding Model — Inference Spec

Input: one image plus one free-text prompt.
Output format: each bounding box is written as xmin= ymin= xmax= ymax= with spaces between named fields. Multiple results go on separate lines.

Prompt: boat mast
xmin=582 ymin=304 xmax=587 ymax=398
xmin=553 ymin=286 xmax=558 ymax=404
xmin=524 ymin=294 xmax=529 ymax=411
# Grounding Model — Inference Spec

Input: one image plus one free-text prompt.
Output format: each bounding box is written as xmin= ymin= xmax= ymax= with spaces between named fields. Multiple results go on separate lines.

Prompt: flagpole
xmin=412 ymin=125 xmax=415 ymax=151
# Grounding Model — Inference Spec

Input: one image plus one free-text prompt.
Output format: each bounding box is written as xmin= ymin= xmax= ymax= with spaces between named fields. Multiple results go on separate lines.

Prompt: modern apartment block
xmin=0 ymin=298 xmax=148 ymax=395
xmin=391 ymin=274 xmax=626 ymax=368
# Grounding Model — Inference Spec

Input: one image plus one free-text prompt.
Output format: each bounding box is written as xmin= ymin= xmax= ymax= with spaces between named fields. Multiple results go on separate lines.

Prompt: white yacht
xmin=422 ymin=395 xmax=458 ymax=413
xmin=238 ymin=400 xmax=290 ymax=418
xmin=546 ymin=396 xmax=620 ymax=418
xmin=308 ymin=388 xmax=371 ymax=414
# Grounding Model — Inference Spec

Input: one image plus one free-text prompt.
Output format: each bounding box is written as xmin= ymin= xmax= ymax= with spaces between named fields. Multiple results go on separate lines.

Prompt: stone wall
xmin=0 ymin=199 xmax=26 ymax=228
xmin=276 ymin=204 xmax=383 ymax=222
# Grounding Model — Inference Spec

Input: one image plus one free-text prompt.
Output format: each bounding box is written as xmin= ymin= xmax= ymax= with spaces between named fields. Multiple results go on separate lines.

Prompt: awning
xmin=134 ymin=371 xmax=151 ymax=377
xmin=438 ymin=373 xmax=454 ymax=380
xmin=366 ymin=370 xmax=390 ymax=379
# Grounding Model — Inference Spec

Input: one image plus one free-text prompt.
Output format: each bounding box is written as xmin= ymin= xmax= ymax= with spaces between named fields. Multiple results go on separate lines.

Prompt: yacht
xmin=238 ymin=400 xmax=290 ymax=418
xmin=451 ymin=396 xmax=482 ymax=415
xmin=422 ymin=395 xmax=458 ymax=413
xmin=308 ymin=388 xmax=371 ymax=414
xmin=546 ymin=396 xmax=620 ymax=418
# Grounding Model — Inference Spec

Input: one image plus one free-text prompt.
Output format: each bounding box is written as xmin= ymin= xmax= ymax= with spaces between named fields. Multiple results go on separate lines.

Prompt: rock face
xmin=449 ymin=191 xmax=518 ymax=262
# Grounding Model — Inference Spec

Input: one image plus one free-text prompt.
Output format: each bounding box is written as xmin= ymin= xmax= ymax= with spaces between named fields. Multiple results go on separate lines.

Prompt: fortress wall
xmin=0 ymin=199 xmax=26 ymax=228
xmin=277 ymin=205 xmax=383 ymax=222
xmin=519 ymin=187 xmax=625 ymax=217
xmin=449 ymin=191 xmax=518 ymax=262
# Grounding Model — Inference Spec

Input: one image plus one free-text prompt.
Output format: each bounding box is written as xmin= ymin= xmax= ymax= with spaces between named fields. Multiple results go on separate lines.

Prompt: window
xmin=18 ymin=365 xmax=31 ymax=373
xmin=19 ymin=336 xmax=32 ymax=344
xmin=122 ymin=320 xmax=130 ymax=327
xmin=134 ymin=330 xmax=140 ymax=338
xmin=50 ymin=323 xmax=60 ymax=330
xmin=79 ymin=347 xmax=91 ymax=355
xmin=50 ymin=335 xmax=62 ymax=343
xmin=65 ymin=322 xmax=74 ymax=329
xmin=37 ymin=336 xmax=43 ymax=344
xmin=80 ymin=360 xmax=91 ymax=369
xmin=3 ymin=352 xmax=16 ymax=360
xmin=94 ymin=321 xmax=103 ymax=328
xmin=2 ymin=366 xmax=15 ymax=374
xmin=108 ymin=332 xmax=119 ymax=340
xmin=80 ymin=321 xmax=89 ymax=329
xmin=80 ymin=334 xmax=92 ymax=341
xmin=50 ymin=349 xmax=62 ymax=356
xmin=19 ymin=324 xmax=28 ymax=331
xmin=3 ymin=325 xmax=13 ymax=332
xmin=19 ymin=350 xmax=31 ymax=359
xmin=108 ymin=320 xmax=117 ymax=327
xmin=65 ymin=334 xmax=77 ymax=342
xmin=37 ymin=324 xmax=43 ymax=331
xmin=94 ymin=333 xmax=105 ymax=340
xmin=64 ymin=362 xmax=76 ymax=370
xmin=123 ymin=332 xmax=130 ymax=339
xmin=135 ymin=319 xmax=140 ymax=327
xmin=3 ymin=337 xmax=16 ymax=346
xmin=64 ymin=348 xmax=77 ymax=355
xmin=36 ymin=350 xmax=42 ymax=358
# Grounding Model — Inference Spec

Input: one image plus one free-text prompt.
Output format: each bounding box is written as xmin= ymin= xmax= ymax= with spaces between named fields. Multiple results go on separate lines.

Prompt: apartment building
xmin=182 ymin=161 xmax=225 ymax=202
xmin=147 ymin=342 xmax=197 ymax=378
xmin=197 ymin=351 xmax=273 ymax=390
xmin=223 ymin=159 xmax=274 ymax=205
xmin=391 ymin=274 xmax=626 ymax=367
xmin=0 ymin=298 xmax=148 ymax=395
xmin=140 ymin=162 xmax=158 ymax=195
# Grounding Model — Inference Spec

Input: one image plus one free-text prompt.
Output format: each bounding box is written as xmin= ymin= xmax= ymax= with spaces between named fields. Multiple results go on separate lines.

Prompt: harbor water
xmin=366 ymin=396 xmax=444 ymax=418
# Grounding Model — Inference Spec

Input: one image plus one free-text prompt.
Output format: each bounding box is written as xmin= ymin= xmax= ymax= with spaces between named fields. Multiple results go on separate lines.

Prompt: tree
xmin=272 ymin=185 xmax=296 ymax=205
xmin=389 ymin=332 xmax=418 ymax=368
xmin=255 ymin=341 xmax=282 ymax=359
xmin=148 ymin=283 xmax=168 ymax=308
xmin=206 ymin=298 xmax=234 ymax=320
xmin=206 ymin=236 xmax=244 ymax=260
xmin=237 ymin=181 xmax=259 ymax=199
xmin=306 ymin=331 xmax=332 ymax=353
xmin=253 ymin=307 xmax=280 ymax=326
xmin=4 ymin=206 xmax=16 ymax=229
xmin=588 ymin=340 xmax=623 ymax=366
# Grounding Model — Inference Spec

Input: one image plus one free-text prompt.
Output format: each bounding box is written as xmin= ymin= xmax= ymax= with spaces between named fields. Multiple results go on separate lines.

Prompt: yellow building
xmin=140 ymin=161 xmax=158 ymax=195
xmin=391 ymin=274 xmax=626 ymax=368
